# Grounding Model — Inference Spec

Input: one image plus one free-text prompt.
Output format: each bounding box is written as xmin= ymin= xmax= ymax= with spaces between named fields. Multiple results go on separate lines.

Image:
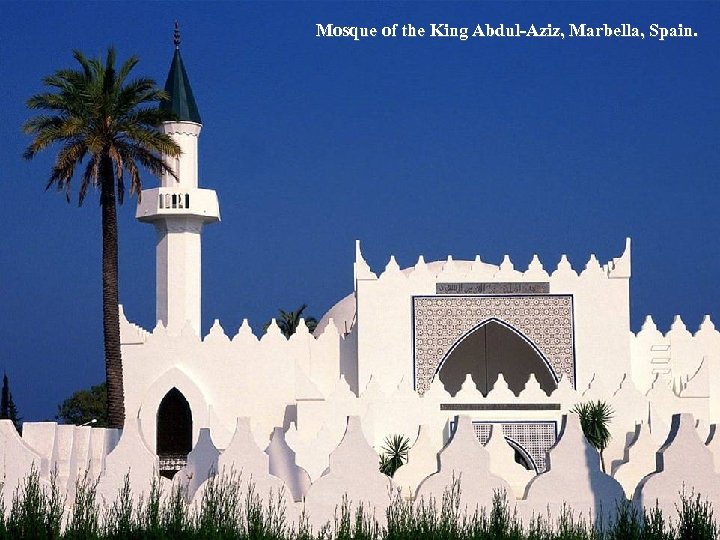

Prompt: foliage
xmin=571 ymin=400 xmax=614 ymax=473
xmin=263 ymin=304 xmax=319 ymax=338
xmin=6 ymin=467 xmax=63 ymax=540
xmin=56 ymin=382 xmax=108 ymax=427
xmin=378 ymin=434 xmax=410 ymax=478
xmin=0 ymin=470 xmax=719 ymax=539
xmin=64 ymin=471 xmax=100 ymax=539
xmin=0 ymin=373 xmax=22 ymax=433
xmin=23 ymin=47 xmax=181 ymax=429
xmin=675 ymin=491 xmax=717 ymax=540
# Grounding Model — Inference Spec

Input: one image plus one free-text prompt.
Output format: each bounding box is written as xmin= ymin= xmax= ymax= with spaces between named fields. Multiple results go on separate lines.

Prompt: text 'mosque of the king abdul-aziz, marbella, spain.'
xmin=316 ymin=22 xmax=696 ymax=42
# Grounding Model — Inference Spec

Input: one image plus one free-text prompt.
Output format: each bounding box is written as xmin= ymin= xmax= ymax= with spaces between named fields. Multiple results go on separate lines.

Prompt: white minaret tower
xmin=136 ymin=24 xmax=220 ymax=336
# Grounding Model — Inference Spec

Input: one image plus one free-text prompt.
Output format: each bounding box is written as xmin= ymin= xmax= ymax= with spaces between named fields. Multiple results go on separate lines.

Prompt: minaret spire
xmin=161 ymin=23 xmax=201 ymax=124
xmin=135 ymin=34 xmax=220 ymax=336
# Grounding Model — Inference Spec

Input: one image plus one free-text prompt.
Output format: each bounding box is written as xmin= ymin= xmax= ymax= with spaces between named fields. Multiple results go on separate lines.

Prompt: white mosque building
xmin=116 ymin=38 xmax=720 ymax=483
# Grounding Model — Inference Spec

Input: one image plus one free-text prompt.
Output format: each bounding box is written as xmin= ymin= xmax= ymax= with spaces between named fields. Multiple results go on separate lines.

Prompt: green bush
xmin=0 ymin=470 xmax=718 ymax=539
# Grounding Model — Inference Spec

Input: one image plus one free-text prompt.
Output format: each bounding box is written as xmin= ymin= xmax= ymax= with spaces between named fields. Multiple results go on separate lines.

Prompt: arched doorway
xmin=437 ymin=320 xmax=557 ymax=396
xmin=156 ymin=388 xmax=192 ymax=479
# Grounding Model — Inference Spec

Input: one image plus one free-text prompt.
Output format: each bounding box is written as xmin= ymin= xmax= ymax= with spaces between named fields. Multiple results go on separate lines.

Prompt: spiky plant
xmin=379 ymin=434 xmax=411 ymax=478
xmin=23 ymin=48 xmax=181 ymax=428
xmin=571 ymin=400 xmax=614 ymax=473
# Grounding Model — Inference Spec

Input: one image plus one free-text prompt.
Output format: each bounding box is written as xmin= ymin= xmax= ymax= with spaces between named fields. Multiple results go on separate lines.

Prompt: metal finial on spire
xmin=174 ymin=21 xmax=181 ymax=49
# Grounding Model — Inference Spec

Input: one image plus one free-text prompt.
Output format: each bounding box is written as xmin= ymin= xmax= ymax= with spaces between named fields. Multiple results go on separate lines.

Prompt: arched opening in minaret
xmin=156 ymin=387 xmax=192 ymax=479
xmin=436 ymin=320 xmax=557 ymax=396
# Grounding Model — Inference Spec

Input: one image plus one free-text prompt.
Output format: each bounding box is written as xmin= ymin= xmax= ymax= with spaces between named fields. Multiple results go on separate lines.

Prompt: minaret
xmin=136 ymin=23 xmax=220 ymax=336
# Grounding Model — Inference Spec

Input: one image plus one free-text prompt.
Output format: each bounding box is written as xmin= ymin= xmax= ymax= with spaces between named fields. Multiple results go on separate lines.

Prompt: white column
xmin=155 ymin=217 xmax=204 ymax=335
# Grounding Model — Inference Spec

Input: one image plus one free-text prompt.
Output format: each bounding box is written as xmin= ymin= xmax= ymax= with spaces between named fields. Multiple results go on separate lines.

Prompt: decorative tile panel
xmin=470 ymin=421 xmax=557 ymax=472
xmin=413 ymin=295 xmax=575 ymax=394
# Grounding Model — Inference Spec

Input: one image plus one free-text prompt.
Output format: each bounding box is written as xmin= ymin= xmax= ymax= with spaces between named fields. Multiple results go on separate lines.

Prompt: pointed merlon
xmin=264 ymin=318 xmax=282 ymax=338
xmin=209 ymin=318 xmax=223 ymax=332
xmin=206 ymin=319 xmax=228 ymax=341
xmin=670 ymin=315 xmax=688 ymax=333
xmin=585 ymin=254 xmax=601 ymax=271
xmin=233 ymin=318 xmax=257 ymax=342
xmin=239 ymin=318 xmax=252 ymax=332
xmin=641 ymin=315 xmax=657 ymax=332
xmin=294 ymin=318 xmax=310 ymax=335
xmin=699 ymin=315 xmax=716 ymax=332
xmin=500 ymin=254 xmax=514 ymax=271
xmin=317 ymin=317 xmax=340 ymax=338
xmin=608 ymin=237 xmax=632 ymax=279
xmin=384 ymin=255 xmax=401 ymax=273
xmin=353 ymin=240 xmax=374 ymax=281
xmin=556 ymin=254 xmax=573 ymax=272
xmin=551 ymin=253 xmax=578 ymax=279
xmin=439 ymin=255 xmax=456 ymax=274
xmin=528 ymin=254 xmax=544 ymax=272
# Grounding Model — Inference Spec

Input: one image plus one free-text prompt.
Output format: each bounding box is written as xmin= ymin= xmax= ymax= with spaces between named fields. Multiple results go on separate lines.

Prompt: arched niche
xmin=156 ymin=388 xmax=192 ymax=479
xmin=436 ymin=319 xmax=557 ymax=396
xmin=137 ymin=367 xmax=209 ymax=455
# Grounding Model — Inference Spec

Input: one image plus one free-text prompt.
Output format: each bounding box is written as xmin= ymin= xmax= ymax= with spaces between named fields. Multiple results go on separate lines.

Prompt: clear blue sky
xmin=1 ymin=1 xmax=718 ymax=421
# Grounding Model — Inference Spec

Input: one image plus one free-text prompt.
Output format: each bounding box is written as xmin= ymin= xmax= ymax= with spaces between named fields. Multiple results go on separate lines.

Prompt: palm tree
xmin=379 ymin=434 xmax=410 ymax=477
xmin=571 ymin=400 xmax=614 ymax=473
xmin=263 ymin=304 xmax=318 ymax=338
xmin=23 ymin=48 xmax=181 ymax=428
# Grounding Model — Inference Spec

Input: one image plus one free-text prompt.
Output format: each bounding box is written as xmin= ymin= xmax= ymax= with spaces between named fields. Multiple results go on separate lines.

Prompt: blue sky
xmin=1 ymin=1 xmax=719 ymax=421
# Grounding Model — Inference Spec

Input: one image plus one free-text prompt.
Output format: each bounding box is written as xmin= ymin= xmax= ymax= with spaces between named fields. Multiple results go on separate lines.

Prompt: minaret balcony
xmin=136 ymin=187 xmax=220 ymax=223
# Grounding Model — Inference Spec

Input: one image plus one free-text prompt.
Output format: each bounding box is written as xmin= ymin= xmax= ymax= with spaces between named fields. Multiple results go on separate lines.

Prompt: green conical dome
xmin=161 ymin=48 xmax=201 ymax=124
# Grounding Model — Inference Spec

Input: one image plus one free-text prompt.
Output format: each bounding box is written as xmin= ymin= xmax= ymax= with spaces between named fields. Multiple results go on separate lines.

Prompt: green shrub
xmin=64 ymin=472 xmax=100 ymax=540
xmin=3 ymin=468 xmax=720 ymax=539
xmin=675 ymin=491 xmax=717 ymax=540
xmin=6 ymin=467 xmax=63 ymax=540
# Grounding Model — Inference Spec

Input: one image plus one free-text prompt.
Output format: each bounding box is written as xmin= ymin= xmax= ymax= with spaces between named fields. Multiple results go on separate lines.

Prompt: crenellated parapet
xmin=631 ymin=314 xmax=720 ymax=396
xmin=356 ymin=237 xmax=632 ymax=285
xmin=119 ymin=309 xmax=349 ymax=452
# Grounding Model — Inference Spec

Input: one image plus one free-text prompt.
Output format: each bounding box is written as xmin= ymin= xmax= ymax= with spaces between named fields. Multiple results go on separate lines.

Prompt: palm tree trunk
xmin=100 ymin=154 xmax=125 ymax=429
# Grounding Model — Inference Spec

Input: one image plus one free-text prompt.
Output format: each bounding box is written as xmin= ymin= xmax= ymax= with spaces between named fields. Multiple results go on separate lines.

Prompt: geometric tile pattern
xmin=413 ymin=295 xmax=575 ymax=394
xmin=472 ymin=421 xmax=558 ymax=473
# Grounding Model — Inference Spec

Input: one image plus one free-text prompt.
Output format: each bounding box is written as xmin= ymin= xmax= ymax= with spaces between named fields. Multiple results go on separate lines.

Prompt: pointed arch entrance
xmin=436 ymin=319 xmax=557 ymax=396
xmin=156 ymin=388 xmax=192 ymax=479
xmin=413 ymin=295 xmax=575 ymax=394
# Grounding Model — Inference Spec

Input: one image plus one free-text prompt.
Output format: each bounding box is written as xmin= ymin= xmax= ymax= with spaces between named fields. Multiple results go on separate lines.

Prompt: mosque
xmin=119 ymin=36 xmax=720 ymax=481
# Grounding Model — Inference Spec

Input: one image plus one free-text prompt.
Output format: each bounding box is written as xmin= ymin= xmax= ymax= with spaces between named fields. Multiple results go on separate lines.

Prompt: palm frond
xmin=379 ymin=434 xmax=410 ymax=477
xmin=78 ymin=156 xmax=99 ymax=206
xmin=571 ymin=400 xmax=613 ymax=451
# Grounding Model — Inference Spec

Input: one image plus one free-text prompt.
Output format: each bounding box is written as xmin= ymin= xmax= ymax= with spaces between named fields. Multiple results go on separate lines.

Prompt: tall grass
xmin=0 ymin=470 xmax=717 ymax=539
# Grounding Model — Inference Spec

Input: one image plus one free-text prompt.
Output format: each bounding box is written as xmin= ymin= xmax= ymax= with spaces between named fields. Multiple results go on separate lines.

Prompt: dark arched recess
xmin=437 ymin=320 xmax=557 ymax=396
xmin=156 ymin=387 xmax=192 ymax=479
